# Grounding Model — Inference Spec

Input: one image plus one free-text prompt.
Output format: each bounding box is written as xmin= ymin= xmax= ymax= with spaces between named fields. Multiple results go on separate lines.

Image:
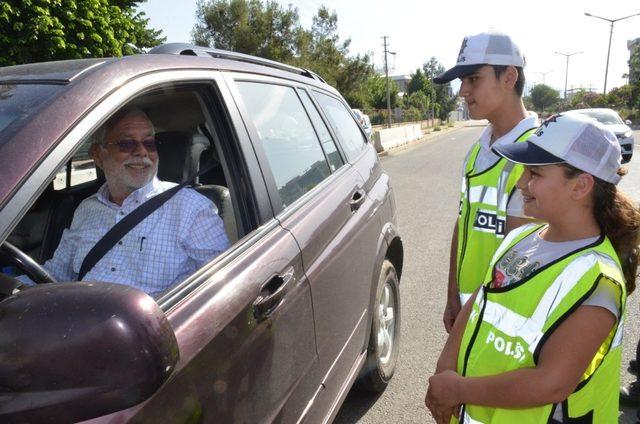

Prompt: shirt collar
xmin=97 ymin=176 xmax=163 ymax=208
xmin=479 ymin=112 xmax=539 ymax=151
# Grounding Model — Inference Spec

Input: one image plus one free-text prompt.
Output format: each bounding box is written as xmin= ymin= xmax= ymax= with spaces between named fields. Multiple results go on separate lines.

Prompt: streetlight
xmin=554 ymin=51 xmax=582 ymax=100
xmin=585 ymin=11 xmax=640 ymax=94
xmin=536 ymin=70 xmax=553 ymax=85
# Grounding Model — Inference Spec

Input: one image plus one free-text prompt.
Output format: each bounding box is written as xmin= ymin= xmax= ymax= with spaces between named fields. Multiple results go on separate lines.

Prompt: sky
xmin=139 ymin=0 xmax=640 ymax=96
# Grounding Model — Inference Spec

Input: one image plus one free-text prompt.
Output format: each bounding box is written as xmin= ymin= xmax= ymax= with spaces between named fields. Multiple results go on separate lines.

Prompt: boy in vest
xmin=433 ymin=30 xmax=538 ymax=332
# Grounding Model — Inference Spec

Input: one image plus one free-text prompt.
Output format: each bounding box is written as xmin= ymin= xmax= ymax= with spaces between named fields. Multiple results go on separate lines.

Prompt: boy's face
xmin=459 ymin=65 xmax=510 ymax=121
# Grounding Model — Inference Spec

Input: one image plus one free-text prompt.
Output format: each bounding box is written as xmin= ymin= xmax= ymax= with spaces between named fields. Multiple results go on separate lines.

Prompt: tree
xmin=366 ymin=74 xmax=399 ymax=109
xmin=530 ymin=84 xmax=560 ymax=114
xmin=0 ymin=0 xmax=165 ymax=66
xmin=192 ymin=1 xmax=374 ymax=108
xmin=628 ymin=40 xmax=640 ymax=110
xmin=606 ymin=85 xmax=632 ymax=109
xmin=423 ymin=57 xmax=457 ymax=120
xmin=406 ymin=69 xmax=434 ymax=98
xmin=295 ymin=7 xmax=373 ymax=107
xmin=192 ymin=0 xmax=301 ymax=62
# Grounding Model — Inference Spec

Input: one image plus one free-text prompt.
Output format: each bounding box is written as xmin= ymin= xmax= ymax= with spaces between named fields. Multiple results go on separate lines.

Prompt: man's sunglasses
xmin=104 ymin=139 xmax=159 ymax=153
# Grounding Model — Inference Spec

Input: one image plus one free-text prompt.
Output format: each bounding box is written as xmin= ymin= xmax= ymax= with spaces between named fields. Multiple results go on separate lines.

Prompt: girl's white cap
xmin=493 ymin=113 xmax=622 ymax=184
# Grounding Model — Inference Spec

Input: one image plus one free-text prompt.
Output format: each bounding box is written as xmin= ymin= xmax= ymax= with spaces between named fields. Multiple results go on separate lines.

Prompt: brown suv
xmin=0 ymin=44 xmax=403 ymax=423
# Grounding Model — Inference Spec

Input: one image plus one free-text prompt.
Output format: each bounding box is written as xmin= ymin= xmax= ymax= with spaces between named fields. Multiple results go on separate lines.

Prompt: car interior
xmin=1 ymin=84 xmax=247 ymax=295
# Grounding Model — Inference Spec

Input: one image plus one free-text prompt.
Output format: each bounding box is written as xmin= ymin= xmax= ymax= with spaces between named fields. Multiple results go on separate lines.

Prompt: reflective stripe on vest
xmin=456 ymin=128 xmax=537 ymax=303
xmin=456 ymin=224 xmax=626 ymax=424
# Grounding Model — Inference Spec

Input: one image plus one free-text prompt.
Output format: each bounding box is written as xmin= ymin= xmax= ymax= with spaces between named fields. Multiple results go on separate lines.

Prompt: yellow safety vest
xmin=455 ymin=224 xmax=626 ymax=423
xmin=456 ymin=128 xmax=537 ymax=305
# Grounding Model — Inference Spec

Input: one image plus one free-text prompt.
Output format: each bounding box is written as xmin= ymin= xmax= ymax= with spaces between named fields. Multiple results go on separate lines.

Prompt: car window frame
xmin=311 ymin=89 xmax=370 ymax=162
xmin=0 ymin=70 xmax=273 ymax=311
xmin=224 ymin=72 xmax=354 ymax=217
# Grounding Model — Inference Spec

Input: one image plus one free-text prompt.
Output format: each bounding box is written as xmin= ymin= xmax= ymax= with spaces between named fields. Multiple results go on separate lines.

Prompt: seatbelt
xmin=77 ymin=165 xmax=213 ymax=280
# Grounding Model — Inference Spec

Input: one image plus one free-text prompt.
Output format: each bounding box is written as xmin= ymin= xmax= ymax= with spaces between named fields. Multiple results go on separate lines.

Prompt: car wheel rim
xmin=377 ymin=281 xmax=396 ymax=365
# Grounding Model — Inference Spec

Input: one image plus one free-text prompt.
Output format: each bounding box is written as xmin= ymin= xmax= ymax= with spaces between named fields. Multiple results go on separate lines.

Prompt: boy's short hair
xmin=492 ymin=65 xmax=525 ymax=97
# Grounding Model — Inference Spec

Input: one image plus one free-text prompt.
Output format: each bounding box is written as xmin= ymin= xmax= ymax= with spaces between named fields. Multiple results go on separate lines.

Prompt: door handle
xmin=349 ymin=189 xmax=366 ymax=212
xmin=253 ymin=267 xmax=295 ymax=321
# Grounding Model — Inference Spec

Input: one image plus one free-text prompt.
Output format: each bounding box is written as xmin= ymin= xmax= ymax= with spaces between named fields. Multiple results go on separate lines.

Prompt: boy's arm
xmin=443 ymin=220 xmax=461 ymax=333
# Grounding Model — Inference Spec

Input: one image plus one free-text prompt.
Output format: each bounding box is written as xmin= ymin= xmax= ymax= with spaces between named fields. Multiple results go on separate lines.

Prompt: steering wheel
xmin=0 ymin=241 xmax=57 ymax=284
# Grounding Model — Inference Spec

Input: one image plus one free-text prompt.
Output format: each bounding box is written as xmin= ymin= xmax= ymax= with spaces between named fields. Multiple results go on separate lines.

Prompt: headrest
xmin=156 ymin=131 xmax=212 ymax=183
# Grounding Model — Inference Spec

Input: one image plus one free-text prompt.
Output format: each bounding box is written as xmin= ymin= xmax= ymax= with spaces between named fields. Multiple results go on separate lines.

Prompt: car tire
xmin=622 ymin=153 xmax=632 ymax=163
xmin=357 ymin=259 xmax=400 ymax=393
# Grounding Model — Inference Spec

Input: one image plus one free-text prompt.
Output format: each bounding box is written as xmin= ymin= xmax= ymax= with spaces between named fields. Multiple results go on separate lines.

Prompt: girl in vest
xmin=425 ymin=113 xmax=640 ymax=424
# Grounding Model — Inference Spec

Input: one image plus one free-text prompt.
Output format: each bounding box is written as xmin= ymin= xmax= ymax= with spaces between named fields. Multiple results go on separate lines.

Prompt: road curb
xmin=377 ymin=123 xmax=473 ymax=157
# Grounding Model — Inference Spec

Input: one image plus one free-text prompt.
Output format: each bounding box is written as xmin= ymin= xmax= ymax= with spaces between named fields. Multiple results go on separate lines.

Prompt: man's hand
xmin=443 ymin=295 xmax=461 ymax=333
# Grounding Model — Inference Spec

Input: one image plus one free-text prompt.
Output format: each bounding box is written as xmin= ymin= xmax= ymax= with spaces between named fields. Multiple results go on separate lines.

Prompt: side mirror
xmin=0 ymin=282 xmax=179 ymax=422
xmin=625 ymin=119 xmax=632 ymax=125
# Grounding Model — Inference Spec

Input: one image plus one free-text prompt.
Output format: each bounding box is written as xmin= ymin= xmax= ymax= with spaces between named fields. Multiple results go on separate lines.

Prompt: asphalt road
xmin=334 ymin=125 xmax=640 ymax=424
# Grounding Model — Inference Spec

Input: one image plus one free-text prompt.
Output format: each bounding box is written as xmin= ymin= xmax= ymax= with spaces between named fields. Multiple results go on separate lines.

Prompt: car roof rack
xmin=148 ymin=43 xmax=326 ymax=83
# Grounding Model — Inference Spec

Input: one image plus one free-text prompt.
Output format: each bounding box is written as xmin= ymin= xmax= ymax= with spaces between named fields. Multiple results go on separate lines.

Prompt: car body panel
xmin=0 ymin=49 xmax=402 ymax=423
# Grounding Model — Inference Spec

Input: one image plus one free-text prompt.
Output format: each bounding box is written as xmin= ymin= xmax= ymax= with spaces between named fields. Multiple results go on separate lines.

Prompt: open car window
xmin=2 ymin=81 xmax=253 ymax=300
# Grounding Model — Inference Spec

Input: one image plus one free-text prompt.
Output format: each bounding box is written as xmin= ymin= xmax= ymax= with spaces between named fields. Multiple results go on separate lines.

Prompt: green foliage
xmin=530 ymin=84 xmax=560 ymax=112
xmin=406 ymin=68 xmax=434 ymax=98
xmin=522 ymin=95 xmax=534 ymax=111
xmin=0 ymin=0 xmax=165 ymax=66
xmin=606 ymin=85 xmax=632 ymax=109
xmin=193 ymin=1 xmax=374 ymax=108
xmin=629 ymin=40 xmax=640 ymax=109
xmin=365 ymin=74 xmax=399 ymax=109
xmin=402 ymin=107 xmax=422 ymax=122
xmin=422 ymin=57 xmax=457 ymax=120
xmin=406 ymin=90 xmax=430 ymax=113
xmin=192 ymin=0 xmax=301 ymax=62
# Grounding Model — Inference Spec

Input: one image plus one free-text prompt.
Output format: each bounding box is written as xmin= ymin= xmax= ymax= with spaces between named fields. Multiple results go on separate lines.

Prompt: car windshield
xmin=0 ymin=83 xmax=64 ymax=146
xmin=576 ymin=110 xmax=623 ymax=125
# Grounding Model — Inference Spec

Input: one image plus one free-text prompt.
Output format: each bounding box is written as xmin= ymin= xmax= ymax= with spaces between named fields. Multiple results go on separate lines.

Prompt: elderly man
xmin=39 ymin=108 xmax=230 ymax=296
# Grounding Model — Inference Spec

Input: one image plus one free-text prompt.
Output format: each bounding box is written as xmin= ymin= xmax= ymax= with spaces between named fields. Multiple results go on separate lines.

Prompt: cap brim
xmin=492 ymin=141 xmax=565 ymax=166
xmin=433 ymin=64 xmax=484 ymax=84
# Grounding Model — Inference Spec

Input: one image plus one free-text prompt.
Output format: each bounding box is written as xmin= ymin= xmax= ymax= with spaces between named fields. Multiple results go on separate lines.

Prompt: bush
xmin=403 ymin=107 xmax=423 ymax=122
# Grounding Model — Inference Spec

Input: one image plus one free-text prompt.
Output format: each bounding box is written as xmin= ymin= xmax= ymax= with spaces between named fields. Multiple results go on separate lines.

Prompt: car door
xmin=299 ymin=90 xmax=385 ymax=416
xmin=4 ymin=70 xmax=320 ymax=424
xmin=228 ymin=76 xmax=381 ymax=418
xmin=124 ymin=75 xmax=318 ymax=424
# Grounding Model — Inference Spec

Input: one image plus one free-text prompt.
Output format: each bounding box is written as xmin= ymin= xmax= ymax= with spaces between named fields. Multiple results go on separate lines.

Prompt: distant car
xmin=352 ymin=108 xmax=373 ymax=141
xmin=0 ymin=43 xmax=402 ymax=423
xmin=566 ymin=108 xmax=634 ymax=163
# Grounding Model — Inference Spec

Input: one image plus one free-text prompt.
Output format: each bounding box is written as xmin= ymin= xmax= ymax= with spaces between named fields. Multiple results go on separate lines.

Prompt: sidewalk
xmin=377 ymin=119 xmax=486 ymax=156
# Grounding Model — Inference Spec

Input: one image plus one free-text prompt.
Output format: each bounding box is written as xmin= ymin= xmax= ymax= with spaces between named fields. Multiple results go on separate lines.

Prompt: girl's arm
xmin=426 ymin=289 xmax=479 ymax=423
xmin=435 ymin=288 xmax=479 ymax=373
xmin=428 ymin=305 xmax=616 ymax=411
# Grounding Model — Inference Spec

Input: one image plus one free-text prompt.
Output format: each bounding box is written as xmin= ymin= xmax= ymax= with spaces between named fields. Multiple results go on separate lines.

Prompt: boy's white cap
xmin=493 ymin=113 xmax=622 ymax=184
xmin=434 ymin=30 xmax=526 ymax=84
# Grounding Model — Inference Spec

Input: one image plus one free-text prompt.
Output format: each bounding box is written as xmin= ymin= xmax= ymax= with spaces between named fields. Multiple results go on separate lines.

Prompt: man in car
xmin=433 ymin=30 xmax=538 ymax=332
xmin=32 ymin=108 xmax=230 ymax=296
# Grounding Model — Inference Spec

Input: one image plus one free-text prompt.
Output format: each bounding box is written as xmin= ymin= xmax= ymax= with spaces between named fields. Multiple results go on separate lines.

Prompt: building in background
xmin=390 ymin=74 xmax=412 ymax=94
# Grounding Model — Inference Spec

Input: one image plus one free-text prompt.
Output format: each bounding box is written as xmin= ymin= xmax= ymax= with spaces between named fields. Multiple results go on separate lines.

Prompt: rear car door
xmin=230 ymin=77 xmax=382 ymax=418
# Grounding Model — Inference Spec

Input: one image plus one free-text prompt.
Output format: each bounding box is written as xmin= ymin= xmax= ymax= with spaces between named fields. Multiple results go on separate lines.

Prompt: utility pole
xmin=536 ymin=70 xmax=553 ymax=85
xmin=554 ymin=51 xmax=582 ymax=100
xmin=382 ymin=36 xmax=394 ymax=128
xmin=585 ymin=11 xmax=640 ymax=94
